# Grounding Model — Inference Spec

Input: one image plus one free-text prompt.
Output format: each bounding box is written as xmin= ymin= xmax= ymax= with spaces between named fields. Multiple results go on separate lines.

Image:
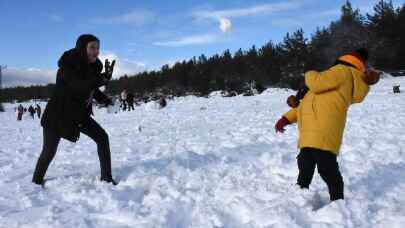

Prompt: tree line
xmin=1 ymin=0 xmax=404 ymax=103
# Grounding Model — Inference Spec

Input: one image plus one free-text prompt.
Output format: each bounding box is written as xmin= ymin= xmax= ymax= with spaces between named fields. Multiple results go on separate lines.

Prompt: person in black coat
xmin=28 ymin=105 xmax=36 ymax=119
xmin=17 ymin=104 xmax=24 ymax=121
xmin=126 ymin=92 xmax=135 ymax=111
xmin=32 ymin=34 xmax=117 ymax=186
xmin=35 ymin=104 xmax=42 ymax=119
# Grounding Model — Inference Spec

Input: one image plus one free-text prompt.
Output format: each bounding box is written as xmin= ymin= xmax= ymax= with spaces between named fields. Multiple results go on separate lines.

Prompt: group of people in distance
xmin=16 ymin=104 xmax=41 ymax=121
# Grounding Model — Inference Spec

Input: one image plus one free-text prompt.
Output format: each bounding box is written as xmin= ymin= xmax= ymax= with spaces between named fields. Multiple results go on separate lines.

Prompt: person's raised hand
xmin=364 ymin=70 xmax=380 ymax=85
xmin=103 ymin=59 xmax=116 ymax=81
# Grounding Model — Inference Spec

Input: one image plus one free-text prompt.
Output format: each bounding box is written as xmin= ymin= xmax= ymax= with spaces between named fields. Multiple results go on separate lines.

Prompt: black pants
xmin=297 ymin=147 xmax=344 ymax=201
xmin=32 ymin=118 xmax=112 ymax=183
xmin=127 ymin=102 xmax=134 ymax=111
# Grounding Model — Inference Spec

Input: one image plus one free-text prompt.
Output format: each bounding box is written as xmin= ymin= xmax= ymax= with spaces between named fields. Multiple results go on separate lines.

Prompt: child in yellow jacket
xmin=275 ymin=48 xmax=380 ymax=201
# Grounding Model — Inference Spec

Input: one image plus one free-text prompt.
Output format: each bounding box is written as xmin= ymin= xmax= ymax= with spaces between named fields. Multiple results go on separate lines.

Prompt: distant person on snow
xmin=158 ymin=97 xmax=167 ymax=109
xmin=35 ymin=104 xmax=42 ymax=119
xmin=275 ymin=48 xmax=380 ymax=201
xmin=17 ymin=104 xmax=24 ymax=121
xmin=120 ymin=89 xmax=128 ymax=111
xmin=32 ymin=34 xmax=117 ymax=186
xmin=28 ymin=105 xmax=35 ymax=119
xmin=126 ymin=91 xmax=135 ymax=111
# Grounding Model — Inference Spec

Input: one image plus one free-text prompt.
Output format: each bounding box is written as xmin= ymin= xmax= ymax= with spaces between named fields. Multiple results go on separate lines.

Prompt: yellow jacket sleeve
xmin=351 ymin=69 xmax=370 ymax=104
xmin=305 ymin=69 xmax=344 ymax=94
xmin=283 ymin=108 xmax=298 ymax=124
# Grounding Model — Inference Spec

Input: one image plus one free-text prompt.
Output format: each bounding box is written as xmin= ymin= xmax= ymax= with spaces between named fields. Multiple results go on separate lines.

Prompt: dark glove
xmin=102 ymin=59 xmax=116 ymax=81
xmin=275 ymin=117 xmax=290 ymax=133
xmin=364 ymin=70 xmax=380 ymax=85
xmin=287 ymin=95 xmax=299 ymax=108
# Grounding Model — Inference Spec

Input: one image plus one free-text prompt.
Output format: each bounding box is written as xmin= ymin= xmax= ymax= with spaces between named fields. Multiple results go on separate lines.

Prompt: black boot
xmin=32 ymin=178 xmax=45 ymax=187
xmin=100 ymin=177 xmax=118 ymax=185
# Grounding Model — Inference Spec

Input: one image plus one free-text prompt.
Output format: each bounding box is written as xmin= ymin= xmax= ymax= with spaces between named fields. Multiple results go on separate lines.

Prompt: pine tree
xmin=328 ymin=1 xmax=369 ymax=59
xmin=367 ymin=0 xmax=399 ymax=69
xmin=259 ymin=41 xmax=282 ymax=85
xmin=279 ymin=29 xmax=309 ymax=89
xmin=367 ymin=0 xmax=398 ymax=39
xmin=308 ymin=27 xmax=333 ymax=70
xmin=397 ymin=3 xmax=405 ymax=68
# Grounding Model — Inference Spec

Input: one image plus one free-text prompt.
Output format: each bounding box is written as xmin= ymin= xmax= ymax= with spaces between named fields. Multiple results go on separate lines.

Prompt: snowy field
xmin=0 ymin=76 xmax=405 ymax=228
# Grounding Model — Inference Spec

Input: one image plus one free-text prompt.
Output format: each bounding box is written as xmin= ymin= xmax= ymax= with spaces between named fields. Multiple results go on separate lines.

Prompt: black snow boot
xmin=32 ymin=178 xmax=45 ymax=188
xmin=100 ymin=177 xmax=118 ymax=185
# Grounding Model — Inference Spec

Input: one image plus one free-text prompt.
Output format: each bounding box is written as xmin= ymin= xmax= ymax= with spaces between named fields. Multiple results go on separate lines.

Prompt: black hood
xmin=57 ymin=34 xmax=100 ymax=68
xmin=75 ymin=34 xmax=99 ymax=54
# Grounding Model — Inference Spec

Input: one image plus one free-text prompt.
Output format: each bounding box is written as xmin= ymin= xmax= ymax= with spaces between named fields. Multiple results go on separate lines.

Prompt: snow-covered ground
xmin=0 ymin=76 xmax=404 ymax=228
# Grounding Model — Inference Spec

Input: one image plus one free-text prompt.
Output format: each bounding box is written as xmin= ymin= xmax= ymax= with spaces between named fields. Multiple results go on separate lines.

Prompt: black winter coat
xmin=41 ymin=49 xmax=109 ymax=142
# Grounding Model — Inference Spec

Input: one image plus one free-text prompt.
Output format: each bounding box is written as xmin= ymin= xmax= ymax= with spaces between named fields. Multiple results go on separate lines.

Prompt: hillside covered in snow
xmin=0 ymin=76 xmax=404 ymax=228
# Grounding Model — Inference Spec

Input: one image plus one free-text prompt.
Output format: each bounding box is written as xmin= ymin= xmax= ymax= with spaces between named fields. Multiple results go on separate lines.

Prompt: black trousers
xmin=33 ymin=117 xmax=112 ymax=183
xmin=127 ymin=102 xmax=134 ymax=111
xmin=121 ymin=101 xmax=127 ymax=111
xmin=297 ymin=147 xmax=344 ymax=201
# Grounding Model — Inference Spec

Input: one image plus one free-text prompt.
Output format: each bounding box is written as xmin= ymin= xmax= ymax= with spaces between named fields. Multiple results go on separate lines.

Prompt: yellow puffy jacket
xmin=283 ymin=63 xmax=370 ymax=155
